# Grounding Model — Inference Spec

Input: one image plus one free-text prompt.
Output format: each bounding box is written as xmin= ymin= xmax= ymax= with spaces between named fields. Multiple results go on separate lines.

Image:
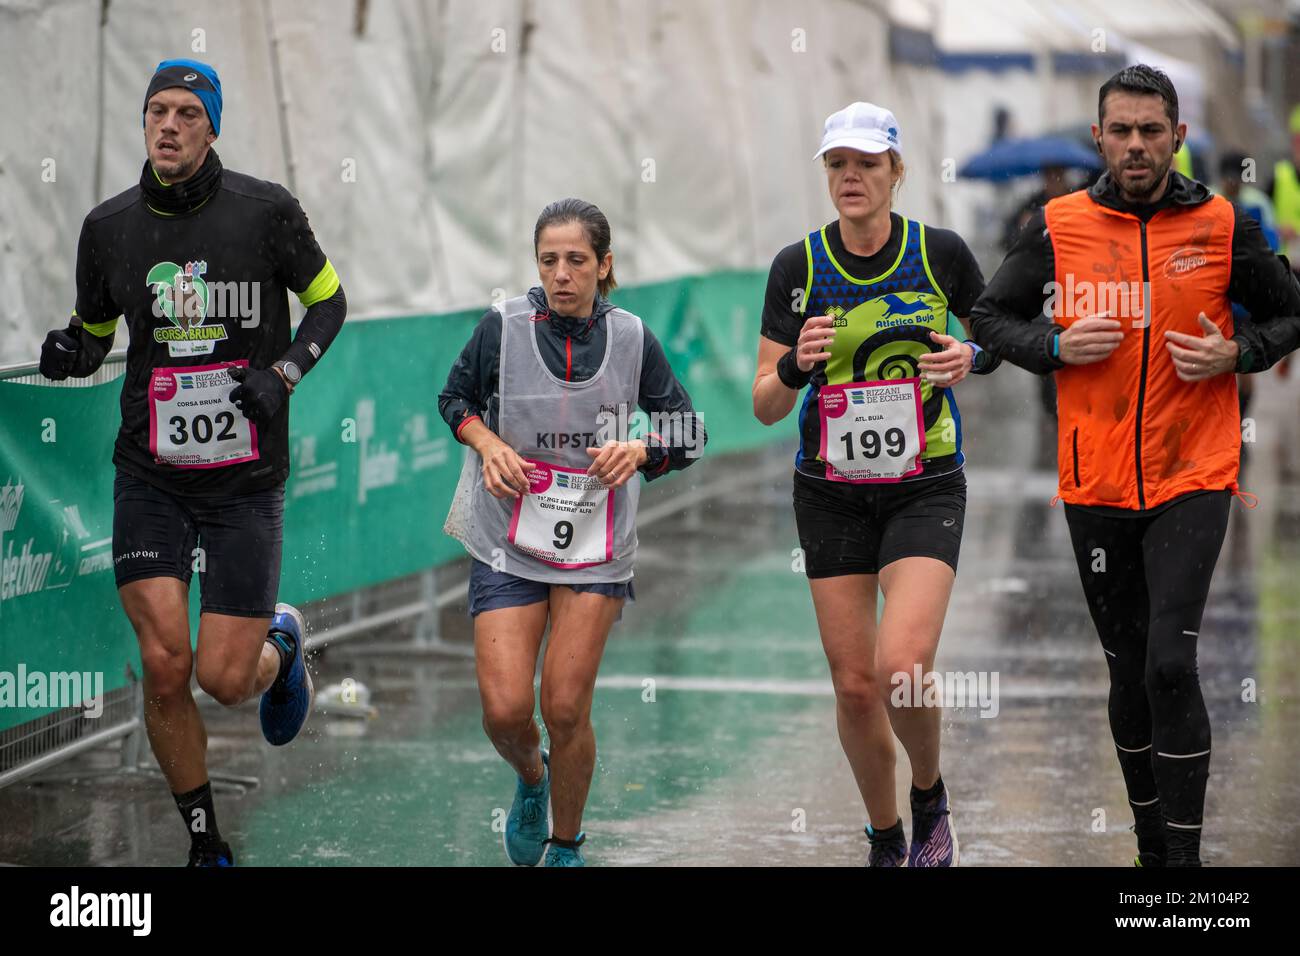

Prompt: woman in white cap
xmin=753 ymin=102 xmax=995 ymax=866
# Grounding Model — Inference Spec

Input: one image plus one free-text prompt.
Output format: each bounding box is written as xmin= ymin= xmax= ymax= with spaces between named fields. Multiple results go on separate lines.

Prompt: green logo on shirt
xmin=146 ymin=260 xmax=227 ymax=356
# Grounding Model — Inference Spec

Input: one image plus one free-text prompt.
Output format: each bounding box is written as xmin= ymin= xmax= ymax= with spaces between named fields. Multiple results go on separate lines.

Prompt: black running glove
xmin=227 ymin=365 xmax=288 ymax=425
xmin=39 ymin=328 xmax=83 ymax=380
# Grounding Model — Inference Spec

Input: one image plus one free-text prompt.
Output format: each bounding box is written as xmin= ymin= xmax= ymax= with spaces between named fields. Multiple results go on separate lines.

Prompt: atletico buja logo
xmin=147 ymin=260 xmax=228 ymax=355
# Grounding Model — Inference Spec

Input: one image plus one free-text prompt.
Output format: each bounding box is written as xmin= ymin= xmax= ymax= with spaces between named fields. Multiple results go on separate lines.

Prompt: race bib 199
xmin=148 ymin=361 xmax=258 ymax=469
xmin=818 ymin=379 xmax=925 ymax=483
xmin=507 ymin=459 xmax=614 ymax=568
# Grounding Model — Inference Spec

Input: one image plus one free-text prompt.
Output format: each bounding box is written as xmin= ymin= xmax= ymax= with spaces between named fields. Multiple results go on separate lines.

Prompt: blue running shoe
xmin=504 ymin=750 xmax=551 ymax=866
xmin=259 ymin=603 xmax=313 ymax=746
xmin=543 ymin=832 xmax=585 ymax=867
xmin=866 ymin=822 xmax=909 ymax=867
xmin=187 ymin=840 xmax=234 ymax=867
xmin=909 ymin=789 xmax=959 ymax=867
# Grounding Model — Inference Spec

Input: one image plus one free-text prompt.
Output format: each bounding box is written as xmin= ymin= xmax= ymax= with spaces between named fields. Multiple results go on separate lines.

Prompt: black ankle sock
xmin=1165 ymin=823 xmax=1202 ymax=866
xmin=867 ymin=818 xmax=905 ymax=843
xmin=910 ymin=776 xmax=945 ymax=805
xmin=1132 ymin=801 xmax=1166 ymax=860
xmin=266 ymin=630 xmax=293 ymax=682
xmin=174 ymin=782 xmax=222 ymax=849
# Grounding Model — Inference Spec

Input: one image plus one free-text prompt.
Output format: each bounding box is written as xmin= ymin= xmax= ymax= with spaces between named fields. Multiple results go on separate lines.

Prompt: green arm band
xmin=80 ymin=316 xmax=120 ymax=337
xmin=297 ymin=259 xmax=341 ymax=307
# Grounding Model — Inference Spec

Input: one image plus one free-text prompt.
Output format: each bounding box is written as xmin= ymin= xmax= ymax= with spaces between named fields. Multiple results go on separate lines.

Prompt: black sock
xmin=910 ymin=775 xmax=945 ymax=805
xmin=867 ymin=818 xmax=905 ymax=844
xmin=1165 ymin=823 xmax=1202 ymax=867
xmin=266 ymin=630 xmax=293 ymax=682
xmin=174 ymin=782 xmax=222 ymax=849
xmin=1132 ymin=801 xmax=1166 ymax=861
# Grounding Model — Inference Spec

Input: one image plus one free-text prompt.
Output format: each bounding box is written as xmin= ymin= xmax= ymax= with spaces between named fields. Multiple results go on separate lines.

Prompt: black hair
xmin=1098 ymin=64 xmax=1180 ymax=130
xmin=532 ymin=198 xmax=617 ymax=298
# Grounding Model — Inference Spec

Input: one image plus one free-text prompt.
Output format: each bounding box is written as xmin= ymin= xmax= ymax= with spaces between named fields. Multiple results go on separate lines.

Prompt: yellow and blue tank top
xmin=795 ymin=218 xmax=967 ymax=478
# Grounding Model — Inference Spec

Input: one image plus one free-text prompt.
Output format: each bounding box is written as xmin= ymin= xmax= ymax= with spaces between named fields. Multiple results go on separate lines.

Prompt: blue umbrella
xmin=959 ymin=134 xmax=1103 ymax=181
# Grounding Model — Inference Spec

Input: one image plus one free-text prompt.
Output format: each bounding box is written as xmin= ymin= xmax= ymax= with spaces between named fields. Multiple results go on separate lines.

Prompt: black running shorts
xmin=792 ymin=468 xmax=966 ymax=578
xmin=112 ymin=470 xmax=284 ymax=618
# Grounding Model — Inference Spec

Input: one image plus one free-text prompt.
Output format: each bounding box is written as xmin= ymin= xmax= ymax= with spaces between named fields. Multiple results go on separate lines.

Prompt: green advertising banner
xmin=0 ymin=270 xmax=780 ymax=731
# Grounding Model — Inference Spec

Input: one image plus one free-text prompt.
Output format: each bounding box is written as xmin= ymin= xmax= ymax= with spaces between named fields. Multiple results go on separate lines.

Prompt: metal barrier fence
xmin=0 ymin=352 xmax=143 ymax=789
xmin=0 ymin=272 xmax=778 ymax=791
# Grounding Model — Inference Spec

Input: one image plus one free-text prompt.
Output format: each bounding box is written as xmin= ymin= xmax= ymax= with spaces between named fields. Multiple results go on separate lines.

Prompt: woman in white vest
xmin=439 ymin=199 xmax=705 ymax=867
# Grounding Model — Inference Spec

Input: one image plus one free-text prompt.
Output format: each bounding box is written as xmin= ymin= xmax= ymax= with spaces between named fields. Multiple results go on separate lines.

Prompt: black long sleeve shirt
xmin=73 ymin=161 xmax=345 ymax=496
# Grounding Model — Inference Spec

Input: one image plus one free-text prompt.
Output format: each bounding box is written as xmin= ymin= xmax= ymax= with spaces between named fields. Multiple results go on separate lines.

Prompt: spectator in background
xmin=1220 ymin=150 xmax=1281 ymax=253
xmin=1000 ymin=165 xmax=1073 ymax=253
xmin=1000 ymin=166 xmax=1076 ymax=450
xmin=1268 ymin=104 xmax=1300 ymax=270
xmin=1220 ymin=149 xmax=1286 ymax=428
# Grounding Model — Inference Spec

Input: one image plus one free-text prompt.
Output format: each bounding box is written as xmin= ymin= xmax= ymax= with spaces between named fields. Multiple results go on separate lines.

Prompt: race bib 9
xmin=148 ymin=361 xmax=258 ymax=469
xmin=818 ymin=379 xmax=925 ymax=483
xmin=507 ymin=459 xmax=614 ymax=568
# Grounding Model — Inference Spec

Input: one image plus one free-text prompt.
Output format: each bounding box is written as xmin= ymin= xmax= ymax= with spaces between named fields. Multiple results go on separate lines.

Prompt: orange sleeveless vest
xmin=1045 ymin=189 xmax=1239 ymax=510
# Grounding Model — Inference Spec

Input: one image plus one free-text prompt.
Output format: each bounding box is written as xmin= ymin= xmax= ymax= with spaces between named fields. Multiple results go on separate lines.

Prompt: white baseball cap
xmin=814 ymin=101 xmax=902 ymax=160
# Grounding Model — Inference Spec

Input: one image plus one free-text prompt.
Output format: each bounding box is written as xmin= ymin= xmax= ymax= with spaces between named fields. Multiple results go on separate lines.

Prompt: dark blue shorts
xmin=467 ymin=559 xmax=635 ymax=618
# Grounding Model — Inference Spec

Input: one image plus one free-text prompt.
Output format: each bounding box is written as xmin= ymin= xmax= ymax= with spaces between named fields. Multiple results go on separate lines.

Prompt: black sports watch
xmin=273 ymin=360 xmax=302 ymax=389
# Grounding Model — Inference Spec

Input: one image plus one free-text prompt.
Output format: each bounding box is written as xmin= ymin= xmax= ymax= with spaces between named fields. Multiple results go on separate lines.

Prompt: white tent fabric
xmin=1 ymin=0 xmax=106 ymax=364
xmin=934 ymin=0 xmax=1087 ymax=52
xmin=0 ymin=0 xmax=1250 ymax=366
xmin=0 ymin=0 xmax=895 ymax=362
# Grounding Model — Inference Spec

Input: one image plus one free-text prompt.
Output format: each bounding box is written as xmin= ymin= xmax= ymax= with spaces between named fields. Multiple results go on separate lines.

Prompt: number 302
xmin=169 ymin=411 xmax=237 ymax=445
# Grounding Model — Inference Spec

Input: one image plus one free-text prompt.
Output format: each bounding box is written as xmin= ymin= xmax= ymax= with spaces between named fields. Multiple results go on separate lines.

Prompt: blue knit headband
xmin=143 ymin=58 xmax=223 ymax=136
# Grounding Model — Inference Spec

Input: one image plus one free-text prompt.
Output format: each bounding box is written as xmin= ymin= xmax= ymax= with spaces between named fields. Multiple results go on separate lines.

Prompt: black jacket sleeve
xmin=1226 ymin=208 xmax=1300 ymax=373
xmin=924 ymin=225 xmax=1001 ymax=374
xmin=282 ymin=286 xmax=347 ymax=377
xmin=438 ymin=309 xmax=502 ymax=442
xmin=268 ymin=187 xmax=345 ymax=377
xmin=636 ymin=327 xmax=707 ymax=481
xmin=69 ymin=217 xmax=119 ymax=375
xmin=967 ymin=209 xmax=1064 ymax=375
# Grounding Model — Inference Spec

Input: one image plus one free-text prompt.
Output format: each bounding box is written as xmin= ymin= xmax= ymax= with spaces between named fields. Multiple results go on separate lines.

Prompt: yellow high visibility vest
xmin=1274 ymin=160 xmax=1300 ymax=260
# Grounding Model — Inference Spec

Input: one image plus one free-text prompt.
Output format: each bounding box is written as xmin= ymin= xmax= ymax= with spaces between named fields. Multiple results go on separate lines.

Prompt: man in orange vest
xmin=970 ymin=65 xmax=1300 ymax=867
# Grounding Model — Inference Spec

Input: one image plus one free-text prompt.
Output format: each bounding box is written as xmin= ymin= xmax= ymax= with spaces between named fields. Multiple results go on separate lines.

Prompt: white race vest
xmin=445 ymin=295 xmax=645 ymax=583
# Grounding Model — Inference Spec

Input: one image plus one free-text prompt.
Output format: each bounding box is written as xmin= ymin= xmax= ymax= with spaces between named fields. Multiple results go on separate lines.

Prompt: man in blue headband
xmin=140 ymin=58 xmax=223 ymax=182
xmin=38 ymin=58 xmax=348 ymax=867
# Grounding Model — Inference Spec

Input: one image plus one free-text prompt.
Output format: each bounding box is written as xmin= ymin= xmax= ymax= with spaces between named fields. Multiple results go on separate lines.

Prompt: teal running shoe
xmin=504 ymin=750 xmax=550 ymax=866
xmin=543 ymin=832 xmax=586 ymax=867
